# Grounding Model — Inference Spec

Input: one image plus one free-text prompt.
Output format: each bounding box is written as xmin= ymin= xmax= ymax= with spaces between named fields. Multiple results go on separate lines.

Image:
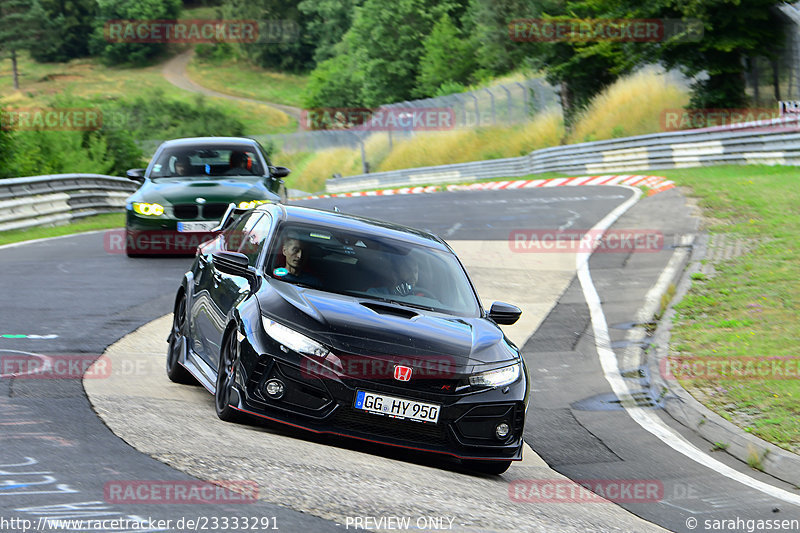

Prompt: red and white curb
xmin=294 ymin=175 xmax=675 ymax=200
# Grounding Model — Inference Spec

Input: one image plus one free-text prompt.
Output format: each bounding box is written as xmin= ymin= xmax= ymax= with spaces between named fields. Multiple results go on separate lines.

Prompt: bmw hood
xmin=258 ymin=283 xmax=518 ymax=367
xmin=137 ymin=178 xmax=272 ymax=205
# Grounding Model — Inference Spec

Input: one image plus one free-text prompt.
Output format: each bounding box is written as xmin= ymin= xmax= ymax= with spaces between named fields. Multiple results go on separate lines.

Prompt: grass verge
xmin=0 ymin=52 xmax=293 ymax=135
xmin=187 ymin=56 xmax=308 ymax=109
xmin=655 ymin=165 xmax=800 ymax=453
xmin=0 ymin=213 xmax=124 ymax=247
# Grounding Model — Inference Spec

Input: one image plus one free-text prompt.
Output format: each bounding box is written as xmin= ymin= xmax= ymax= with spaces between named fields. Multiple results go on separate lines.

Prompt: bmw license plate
xmin=354 ymin=390 xmax=440 ymax=423
xmin=177 ymin=221 xmax=218 ymax=232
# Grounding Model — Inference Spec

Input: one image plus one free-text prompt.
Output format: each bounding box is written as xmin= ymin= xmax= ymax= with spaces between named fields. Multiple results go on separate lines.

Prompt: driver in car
xmin=225 ymin=151 xmax=252 ymax=175
xmin=174 ymin=155 xmax=192 ymax=176
xmin=274 ymin=232 xmax=320 ymax=286
xmin=369 ymin=255 xmax=424 ymax=297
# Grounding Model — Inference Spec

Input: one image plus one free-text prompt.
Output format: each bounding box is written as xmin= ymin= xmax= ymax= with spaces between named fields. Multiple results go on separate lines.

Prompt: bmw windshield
xmin=265 ymin=223 xmax=482 ymax=317
xmin=149 ymin=145 xmax=265 ymax=180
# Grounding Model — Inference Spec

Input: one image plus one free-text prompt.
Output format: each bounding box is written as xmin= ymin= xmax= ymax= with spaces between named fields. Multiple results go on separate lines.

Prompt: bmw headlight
xmin=239 ymin=199 xmax=270 ymax=209
xmin=262 ymin=319 xmax=329 ymax=358
xmin=469 ymin=363 xmax=520 ymax=388
xmin=132 ymin=202 xmax=164 ymax=216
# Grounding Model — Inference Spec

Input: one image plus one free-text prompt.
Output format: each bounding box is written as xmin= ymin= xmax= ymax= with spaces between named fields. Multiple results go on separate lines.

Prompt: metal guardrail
xmin=0 ymin=174 xmax=138 ymax=232
xmin=326 ymin=115 xmax=800 ymax=193
xmin=5 ymin=114 xmax=799 ymax=230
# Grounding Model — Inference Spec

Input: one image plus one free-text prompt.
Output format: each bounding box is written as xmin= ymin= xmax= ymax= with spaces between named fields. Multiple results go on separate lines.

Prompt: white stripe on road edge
xmin=0 ymin=229 xmax=108 ymax=251
xmin=577 ymin=186 xmax=800 ymax=506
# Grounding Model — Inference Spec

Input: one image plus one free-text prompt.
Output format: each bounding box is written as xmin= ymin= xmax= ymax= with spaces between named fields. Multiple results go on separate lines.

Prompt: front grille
xmin=330 ymin=407 xmax=449 ymax=447
xmin=342 ymin=377 xmax=465 ymax=397
xmin=202 ymin=203 xmax=229 ymax=219
xmin=173 ymin=204 xmax=199 ymax=219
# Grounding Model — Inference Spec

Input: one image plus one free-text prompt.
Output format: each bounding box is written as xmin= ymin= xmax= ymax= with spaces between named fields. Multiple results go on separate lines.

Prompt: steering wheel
xmin=412 ymin=286 xmax=437 ymax=299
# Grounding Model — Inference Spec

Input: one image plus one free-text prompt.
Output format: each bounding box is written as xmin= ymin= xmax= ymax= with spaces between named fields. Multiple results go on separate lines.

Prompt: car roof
xmin=261 ymin=204 xmax=449 ymax=251
xmin=158 ymin=137 xmax=259 ymax=148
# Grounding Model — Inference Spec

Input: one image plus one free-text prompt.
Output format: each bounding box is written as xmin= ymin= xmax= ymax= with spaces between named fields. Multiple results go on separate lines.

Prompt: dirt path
xmin=161 ymin=49 xmax=303 ymax=126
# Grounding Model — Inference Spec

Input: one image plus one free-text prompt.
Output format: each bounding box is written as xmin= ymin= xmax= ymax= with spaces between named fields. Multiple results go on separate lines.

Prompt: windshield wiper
xmin=362 ymin=295 xmax=437 ymax=312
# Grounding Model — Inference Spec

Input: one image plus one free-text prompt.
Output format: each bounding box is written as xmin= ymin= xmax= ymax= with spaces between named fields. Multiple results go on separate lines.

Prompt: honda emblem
xmin=393 ymin=365 xmax=412 ymax=382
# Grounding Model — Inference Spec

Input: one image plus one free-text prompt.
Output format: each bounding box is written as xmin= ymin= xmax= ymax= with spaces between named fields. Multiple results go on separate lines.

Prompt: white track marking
xmin=578 ymin=186 xmax=800 ymax=506
xmin=0 ymin=230 xmax=107 ymax=251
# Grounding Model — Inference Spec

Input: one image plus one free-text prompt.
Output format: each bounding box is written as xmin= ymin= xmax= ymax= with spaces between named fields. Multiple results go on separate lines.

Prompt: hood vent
xmin=360 ymin=301 xmax=419 ymax=319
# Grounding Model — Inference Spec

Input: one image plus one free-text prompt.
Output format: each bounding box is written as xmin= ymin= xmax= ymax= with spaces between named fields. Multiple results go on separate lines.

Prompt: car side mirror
xmin=487 ymin=302 xmax=522 ymax=325
xmin=126 ymin=168 xmax=145 ymax=183
xmin=212 ymin=251 xmax=256 ymax=283
xmin=269 ymin=166 xmax=291 ymax=178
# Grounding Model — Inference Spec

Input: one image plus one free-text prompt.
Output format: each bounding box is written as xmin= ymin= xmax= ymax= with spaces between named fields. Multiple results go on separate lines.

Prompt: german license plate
xmin=354 ymin=390 xmax=440 ymax=423
xmin=177 ymin=221 xmax=218 ymax=232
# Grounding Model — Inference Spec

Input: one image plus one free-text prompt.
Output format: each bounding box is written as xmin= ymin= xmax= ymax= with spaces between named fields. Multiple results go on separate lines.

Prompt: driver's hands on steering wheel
xmin=393 ymin=282 xmax=413 ymax=296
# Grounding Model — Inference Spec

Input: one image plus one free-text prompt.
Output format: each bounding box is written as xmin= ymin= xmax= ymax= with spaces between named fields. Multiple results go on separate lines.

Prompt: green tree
xmin=30 ymin=0 xmax=96 ymax=62
xmin=303 ymin=51 xmax=366 ymax=108
xmin=220 ymin=0 xmax=315 ymax=72
xmin=0 ymin=0 xmax=46 ymax=89
xmin=659 ymin=0 xmax=783 ymax=108
xmin=527 ymin=0 xmax=661 ymax=125
xmin=347 ymin=0 xmax=453 ymax=105
xmin=298 ymin=0 xmax=363 ymax=65
xmin=414 ymin=13 xmax=476 ymax=97
xmin=462 ymin=0 xmax=537 ymax=80
xmin=89 ymin=0 xmax=181 ymax=66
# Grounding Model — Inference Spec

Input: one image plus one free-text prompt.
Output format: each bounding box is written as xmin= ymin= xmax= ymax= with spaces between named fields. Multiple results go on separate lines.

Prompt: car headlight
xmin=262 ymin=319 xmax=330 ymax=358
xmin=469 ymin=363 xmax=520 ymax=388
xmin=132 ymin=202 xmax=164 ymax=216
xmin=238 ymin=199 xmax=270 ymax=209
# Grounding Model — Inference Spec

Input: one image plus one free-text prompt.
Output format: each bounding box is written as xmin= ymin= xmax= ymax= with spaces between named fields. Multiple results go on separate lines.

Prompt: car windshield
xmin=149 ymin=145 xmax=264 ymax=179
xmin=265 ymin=223 xmax=481 ymax=317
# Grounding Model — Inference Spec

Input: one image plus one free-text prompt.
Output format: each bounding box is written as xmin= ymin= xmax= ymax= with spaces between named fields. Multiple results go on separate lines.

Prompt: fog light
xmin=265 ymin=379 xmax=285 ymax=399
xmin=495 ymin=422 xmax=510 ymax=439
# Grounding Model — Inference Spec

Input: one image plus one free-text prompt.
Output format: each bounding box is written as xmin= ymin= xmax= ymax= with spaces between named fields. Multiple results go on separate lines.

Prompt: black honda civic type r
xmin=167 ymin=202 xmax=528 ymax=474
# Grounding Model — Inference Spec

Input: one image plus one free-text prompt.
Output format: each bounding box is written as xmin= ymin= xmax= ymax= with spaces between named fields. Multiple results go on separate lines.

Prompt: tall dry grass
xmin=377 ymin=110 xmax=564 ymax=172
xmin=281 ymin=70 xmax=689 ymax=193
xmin=567 ymin=69 xmax=689 ymax=143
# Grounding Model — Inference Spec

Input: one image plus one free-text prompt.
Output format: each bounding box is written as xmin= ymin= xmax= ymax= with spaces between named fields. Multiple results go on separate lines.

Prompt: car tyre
xmin=166 ymin=295 xmax=195 ymax=384
xmin=462 ymin=459 xmax=512 ymax=475
xmin=215 ymin=330 xmax=242 ymax=422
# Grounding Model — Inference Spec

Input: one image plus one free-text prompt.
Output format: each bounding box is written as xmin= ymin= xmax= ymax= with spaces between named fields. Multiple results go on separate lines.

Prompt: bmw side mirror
xmin=488 ymin=302 xmax=522 ymax=325
xmin=269 ymin=166 xmax=291 ymax=178
xmin=126 ymin=168 xmax=145 ymax=183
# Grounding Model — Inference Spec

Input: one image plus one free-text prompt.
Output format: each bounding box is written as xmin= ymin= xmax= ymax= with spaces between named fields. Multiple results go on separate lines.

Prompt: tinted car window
xmin=238 ymin=213 xmax=272 ymax=265
xmin=150 ymin=145 xmax=264 ymax=178
xmin=223 ymin=212 xmax=260 ymax=252
xmin=266 ymin=223 xmax=481 ymax=317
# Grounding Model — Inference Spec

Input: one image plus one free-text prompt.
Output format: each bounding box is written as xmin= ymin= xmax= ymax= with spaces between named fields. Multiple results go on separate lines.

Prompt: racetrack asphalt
xmin=4 ymin=185 xmax=799 ymax=532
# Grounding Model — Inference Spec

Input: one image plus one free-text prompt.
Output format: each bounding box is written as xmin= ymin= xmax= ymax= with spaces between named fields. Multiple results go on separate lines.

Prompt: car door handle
xmin=212 ymin=271 xmax=223 ymax=286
